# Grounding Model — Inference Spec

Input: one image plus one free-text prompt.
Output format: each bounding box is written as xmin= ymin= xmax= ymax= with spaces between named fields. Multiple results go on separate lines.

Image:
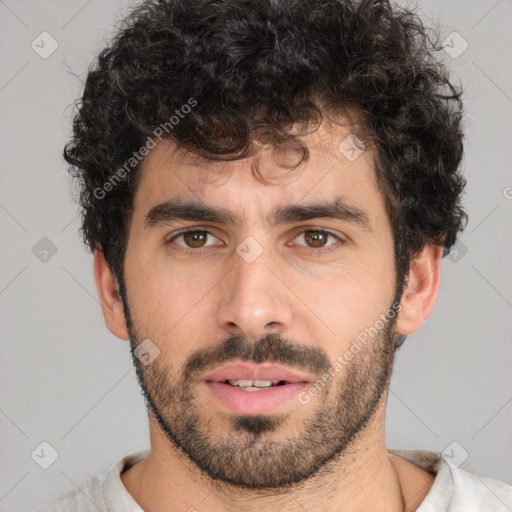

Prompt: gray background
xmin=0 ymin=0 xmax=511 ymax=510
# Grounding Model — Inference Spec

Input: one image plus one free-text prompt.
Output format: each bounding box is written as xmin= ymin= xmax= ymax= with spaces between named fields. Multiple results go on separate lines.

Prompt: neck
xmin=122 ymin=406 xmax=414 ymax=512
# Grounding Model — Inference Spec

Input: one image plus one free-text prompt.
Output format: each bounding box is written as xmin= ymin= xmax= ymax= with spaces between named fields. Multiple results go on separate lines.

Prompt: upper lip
xmin=201 ymin=362 xmax=312 ymax=383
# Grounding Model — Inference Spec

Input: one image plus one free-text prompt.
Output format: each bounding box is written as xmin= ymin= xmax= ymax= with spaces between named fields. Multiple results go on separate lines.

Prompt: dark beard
xmin=123 ymin=299 xmax=400 ymax=490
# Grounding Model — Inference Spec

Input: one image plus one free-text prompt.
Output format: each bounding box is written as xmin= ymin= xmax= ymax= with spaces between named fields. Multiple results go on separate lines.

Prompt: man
xmin=39 ymin=0 xmax=511 ymax=510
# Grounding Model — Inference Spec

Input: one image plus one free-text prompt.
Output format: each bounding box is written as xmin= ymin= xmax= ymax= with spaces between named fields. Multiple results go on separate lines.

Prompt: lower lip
xmin=204 ymin=381 xmax=308 ymax=415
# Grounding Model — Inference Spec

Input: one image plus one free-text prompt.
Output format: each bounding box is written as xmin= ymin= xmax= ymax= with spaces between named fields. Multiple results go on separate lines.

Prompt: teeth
xmin=227 ymin=379 xmax=281 ymax=389
xmin=253 ymin=379 xmax=273 ymax=387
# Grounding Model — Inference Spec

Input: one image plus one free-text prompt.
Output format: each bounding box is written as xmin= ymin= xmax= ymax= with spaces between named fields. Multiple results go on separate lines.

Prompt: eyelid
xmin=289 ymin=225 xmax=345 ymax=241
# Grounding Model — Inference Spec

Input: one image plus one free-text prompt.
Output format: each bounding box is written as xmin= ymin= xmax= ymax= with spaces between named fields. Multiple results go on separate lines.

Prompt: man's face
xmin=120 ymin=120 xmax=400 ymax=488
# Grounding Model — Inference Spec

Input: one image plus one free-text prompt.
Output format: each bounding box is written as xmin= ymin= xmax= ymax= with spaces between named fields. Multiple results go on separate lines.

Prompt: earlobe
xmin=93 ymin=249 xmax=130 ymax=340
xmin=395 ymin=244 xmax=443 ymax=336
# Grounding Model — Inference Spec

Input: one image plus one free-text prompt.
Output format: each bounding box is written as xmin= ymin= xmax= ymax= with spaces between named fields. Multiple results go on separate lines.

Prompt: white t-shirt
xmin=35 ymin=449 xmax=512 ymax=511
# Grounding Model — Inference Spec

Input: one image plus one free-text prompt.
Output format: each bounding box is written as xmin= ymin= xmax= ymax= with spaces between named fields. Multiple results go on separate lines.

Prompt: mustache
xmin=182 ymin=333 xmax=332 ymax=381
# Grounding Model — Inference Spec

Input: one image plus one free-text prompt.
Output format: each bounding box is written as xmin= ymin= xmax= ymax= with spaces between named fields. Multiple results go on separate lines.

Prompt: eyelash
xmin=166 ymin=227 xmax=346 ymax=256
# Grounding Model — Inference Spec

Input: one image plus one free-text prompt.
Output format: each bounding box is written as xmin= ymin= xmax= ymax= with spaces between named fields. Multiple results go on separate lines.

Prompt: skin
xmin=94 ymin=116 xmax=440 ymax=512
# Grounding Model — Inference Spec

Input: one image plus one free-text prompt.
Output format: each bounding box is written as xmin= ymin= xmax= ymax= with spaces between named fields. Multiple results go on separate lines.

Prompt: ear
xmin=395 ymin=244 xmax=443 ymax=336
xmin=93 ymin=249 xmax=130 ymax=340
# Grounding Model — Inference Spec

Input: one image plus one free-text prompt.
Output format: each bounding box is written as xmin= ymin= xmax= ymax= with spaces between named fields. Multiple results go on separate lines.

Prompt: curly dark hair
xmin=65 ymin=0 xmax=467 ymax=295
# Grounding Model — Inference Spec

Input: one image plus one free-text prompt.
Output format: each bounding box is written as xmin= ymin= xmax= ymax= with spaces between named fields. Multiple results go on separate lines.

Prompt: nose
xmin=216 ymin=244 xmax=293 ymax=340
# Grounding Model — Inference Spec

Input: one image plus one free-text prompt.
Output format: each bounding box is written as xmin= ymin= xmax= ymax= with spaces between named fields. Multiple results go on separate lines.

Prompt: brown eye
xmin=169 ymin=229 xmax=218 ymax=250
xmin=303 ymin=230 xmax=331 ymax=248
xmin=183 ymin=231 xmax=209 ymax=248
xmin=296 ymin=229 xmax=339 ymax=249
xmin=291 ymin=228 xmax=346 ymax=255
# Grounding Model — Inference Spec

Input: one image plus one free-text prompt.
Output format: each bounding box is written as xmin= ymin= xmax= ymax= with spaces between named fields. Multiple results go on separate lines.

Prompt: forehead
xmin=131 ymin=118 xmax=381 ymax=222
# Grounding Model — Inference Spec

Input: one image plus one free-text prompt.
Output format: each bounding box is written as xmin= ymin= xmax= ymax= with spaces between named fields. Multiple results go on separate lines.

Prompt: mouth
xmin=201 ymin=362 xmax=311 ymax=415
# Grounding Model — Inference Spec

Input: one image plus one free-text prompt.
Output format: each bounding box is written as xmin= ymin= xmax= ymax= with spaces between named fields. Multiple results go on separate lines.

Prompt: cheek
xmin=124 ymin=250 xmax=219 ymax=345
xmin=291 ymin=250 xmax=395 ymax=358
xmin=304 ymin=276 xmax=391 ymax=356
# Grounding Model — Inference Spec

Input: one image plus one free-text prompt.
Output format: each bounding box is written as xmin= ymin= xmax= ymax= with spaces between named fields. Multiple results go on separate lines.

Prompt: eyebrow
xmin=144 ymin=197 xmax=372 ymax=232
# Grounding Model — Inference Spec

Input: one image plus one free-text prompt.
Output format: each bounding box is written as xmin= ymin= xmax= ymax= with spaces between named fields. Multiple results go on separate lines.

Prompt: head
xmin=68 ymin=0 xmax=467 ymax=490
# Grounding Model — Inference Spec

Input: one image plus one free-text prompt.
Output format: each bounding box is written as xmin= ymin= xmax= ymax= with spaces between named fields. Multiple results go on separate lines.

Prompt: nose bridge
xmin=216 ymin=235 xmax=293 ymax=338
